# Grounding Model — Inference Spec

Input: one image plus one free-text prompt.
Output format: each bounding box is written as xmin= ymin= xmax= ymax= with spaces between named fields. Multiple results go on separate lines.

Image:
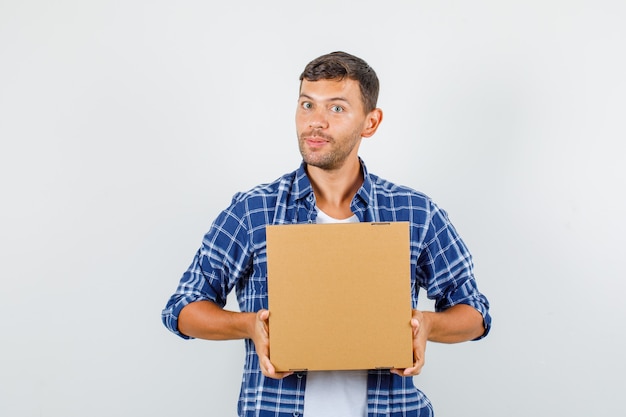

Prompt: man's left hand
xmin=391 ymin=309 xmax=430 ymax=377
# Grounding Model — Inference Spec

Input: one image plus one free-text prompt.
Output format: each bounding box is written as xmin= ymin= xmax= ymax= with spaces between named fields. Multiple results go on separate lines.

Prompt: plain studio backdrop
xmin=1 ymin=1 xmax=624 ymax=416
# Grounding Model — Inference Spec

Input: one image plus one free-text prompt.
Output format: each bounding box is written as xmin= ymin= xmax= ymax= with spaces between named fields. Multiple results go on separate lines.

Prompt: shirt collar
xmin=354 ymin=158 xmax=374 ymax=207
xmin=293 ymin=162 xmax=314 ymax=201
xmin=292 ymin=158 xmax=374 ymax=207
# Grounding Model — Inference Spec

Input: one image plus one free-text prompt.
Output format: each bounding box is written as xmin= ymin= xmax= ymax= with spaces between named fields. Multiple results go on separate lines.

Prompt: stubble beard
xmin=298 ymin=129 xmax=362 ymax=171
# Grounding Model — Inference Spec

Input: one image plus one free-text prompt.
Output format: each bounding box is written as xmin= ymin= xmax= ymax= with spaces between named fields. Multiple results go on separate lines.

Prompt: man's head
xmin=296 ymin=52 xmax=383 ymax=171
xmin=299 ymin=51 xmax=379 ymax=114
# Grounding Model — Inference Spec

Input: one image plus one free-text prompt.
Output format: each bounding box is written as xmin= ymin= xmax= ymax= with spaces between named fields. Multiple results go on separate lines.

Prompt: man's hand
xmin=178 ymin=301 xmax=293 ymax=379
xmin=251 ymin=309 xmax=293 ymax=379
xmin=390 ymin=304 xmax=485 ymax=377
xmin=391 ymin=309 xmax=430 ymax=377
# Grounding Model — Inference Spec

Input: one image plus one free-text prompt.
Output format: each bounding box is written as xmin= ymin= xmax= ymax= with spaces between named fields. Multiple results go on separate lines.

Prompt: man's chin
xmin=302 ymin=156 xmax=336 ymax=171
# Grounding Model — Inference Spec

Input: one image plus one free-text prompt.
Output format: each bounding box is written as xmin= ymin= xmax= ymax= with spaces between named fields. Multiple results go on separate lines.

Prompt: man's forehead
xmin=299 ymin=78 xmax=360 ymax=101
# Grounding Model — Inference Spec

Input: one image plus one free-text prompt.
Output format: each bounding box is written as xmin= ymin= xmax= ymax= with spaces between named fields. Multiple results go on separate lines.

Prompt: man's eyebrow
xmin=299 ymin=93 xmax=351 ymax=103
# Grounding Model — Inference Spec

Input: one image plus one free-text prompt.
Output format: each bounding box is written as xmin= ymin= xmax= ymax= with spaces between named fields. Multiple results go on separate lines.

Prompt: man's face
xmin=296 ymin=78 xmax=371 ymax=171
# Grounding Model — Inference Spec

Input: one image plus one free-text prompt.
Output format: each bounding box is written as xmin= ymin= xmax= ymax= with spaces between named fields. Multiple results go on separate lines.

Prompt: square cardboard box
xmin=266 ymin=222 xmax=413 ymax=372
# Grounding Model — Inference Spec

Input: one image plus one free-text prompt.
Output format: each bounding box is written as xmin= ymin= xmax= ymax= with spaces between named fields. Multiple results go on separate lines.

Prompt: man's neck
xmin=306 ymin=158 xmax=364 ymax=220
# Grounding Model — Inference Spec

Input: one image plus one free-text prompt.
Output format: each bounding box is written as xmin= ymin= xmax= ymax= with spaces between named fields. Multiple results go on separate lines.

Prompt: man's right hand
xmin=179 ymin=302 xmax=292 ymax=379
xmin=251 ymin=309 xmax=293 ymax=379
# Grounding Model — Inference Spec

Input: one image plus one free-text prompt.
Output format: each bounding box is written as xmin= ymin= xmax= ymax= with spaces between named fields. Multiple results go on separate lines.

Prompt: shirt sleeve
xmin=416 ymin=201 xmax=492 ymax=339
xmin=161 ymin=202 xmax=252 ymax=339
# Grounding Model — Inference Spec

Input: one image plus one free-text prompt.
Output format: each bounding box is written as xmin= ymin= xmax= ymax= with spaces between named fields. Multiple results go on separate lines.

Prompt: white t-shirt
xmin=303 ymin=209 xmax=368 ymax=417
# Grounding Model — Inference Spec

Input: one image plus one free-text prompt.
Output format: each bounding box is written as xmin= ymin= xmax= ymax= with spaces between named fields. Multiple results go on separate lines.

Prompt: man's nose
xmin=308 ymin=108 xmax=329 ymax=129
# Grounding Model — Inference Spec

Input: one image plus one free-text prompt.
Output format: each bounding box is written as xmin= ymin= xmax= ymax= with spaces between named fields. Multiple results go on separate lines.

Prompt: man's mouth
xmin=306 ymin=137 xmax=327 ymax=143
xmin=302 ymin=132 xmax=332 ymax=148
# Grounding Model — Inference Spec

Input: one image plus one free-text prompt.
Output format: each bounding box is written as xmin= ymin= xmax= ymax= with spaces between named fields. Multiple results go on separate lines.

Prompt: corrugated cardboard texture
xmin=266 ymin=222 xmax=413 ymax=371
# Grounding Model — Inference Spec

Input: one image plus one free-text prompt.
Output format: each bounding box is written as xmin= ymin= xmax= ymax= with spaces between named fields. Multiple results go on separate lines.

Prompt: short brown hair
xmin=299 ymin=51 xmax=379 ymax=113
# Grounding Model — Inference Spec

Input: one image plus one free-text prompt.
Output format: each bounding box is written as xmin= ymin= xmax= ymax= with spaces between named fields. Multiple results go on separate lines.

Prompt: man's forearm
xmin=178 ymin=300 xmax=256 ymax=340
xmin=422 ymin=304 xmax=485 ymax=343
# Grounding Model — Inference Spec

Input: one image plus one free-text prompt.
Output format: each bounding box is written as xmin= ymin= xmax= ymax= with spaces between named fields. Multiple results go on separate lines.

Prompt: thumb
xmin=411 ymin=318 xmax=420 ymax=337
xmin=258 ymin=309 xmax=269 ymax=320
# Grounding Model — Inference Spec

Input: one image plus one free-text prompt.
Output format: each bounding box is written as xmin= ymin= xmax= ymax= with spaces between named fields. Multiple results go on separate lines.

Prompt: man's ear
xmin=361 ymin=108 xmax=383 ymax=138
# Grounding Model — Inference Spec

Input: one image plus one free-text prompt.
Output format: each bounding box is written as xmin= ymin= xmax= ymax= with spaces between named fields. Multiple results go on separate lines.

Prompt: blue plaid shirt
xmin=162 ymin=159 xmax=491 ymax=417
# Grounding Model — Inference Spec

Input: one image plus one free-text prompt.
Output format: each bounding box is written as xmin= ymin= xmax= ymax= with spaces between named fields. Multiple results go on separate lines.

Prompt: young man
xmin=162 ymin=51 xmax=491 ymax=417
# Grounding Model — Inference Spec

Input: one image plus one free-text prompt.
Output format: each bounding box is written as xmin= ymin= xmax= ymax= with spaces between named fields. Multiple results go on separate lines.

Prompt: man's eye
xmin=331 ymin=105 xmax=344 ymax=113
xmin=302 ymin=102 xmax=312 ymax=109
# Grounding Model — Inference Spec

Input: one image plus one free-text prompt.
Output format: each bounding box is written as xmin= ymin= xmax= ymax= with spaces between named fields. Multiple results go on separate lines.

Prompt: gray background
xmin=1 ymin=1 xmax=624 ymax=416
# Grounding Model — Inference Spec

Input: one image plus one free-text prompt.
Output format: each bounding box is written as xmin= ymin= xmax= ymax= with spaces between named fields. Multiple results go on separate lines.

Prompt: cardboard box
xmin=266 ymin=222 xmax=413 ymax=372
